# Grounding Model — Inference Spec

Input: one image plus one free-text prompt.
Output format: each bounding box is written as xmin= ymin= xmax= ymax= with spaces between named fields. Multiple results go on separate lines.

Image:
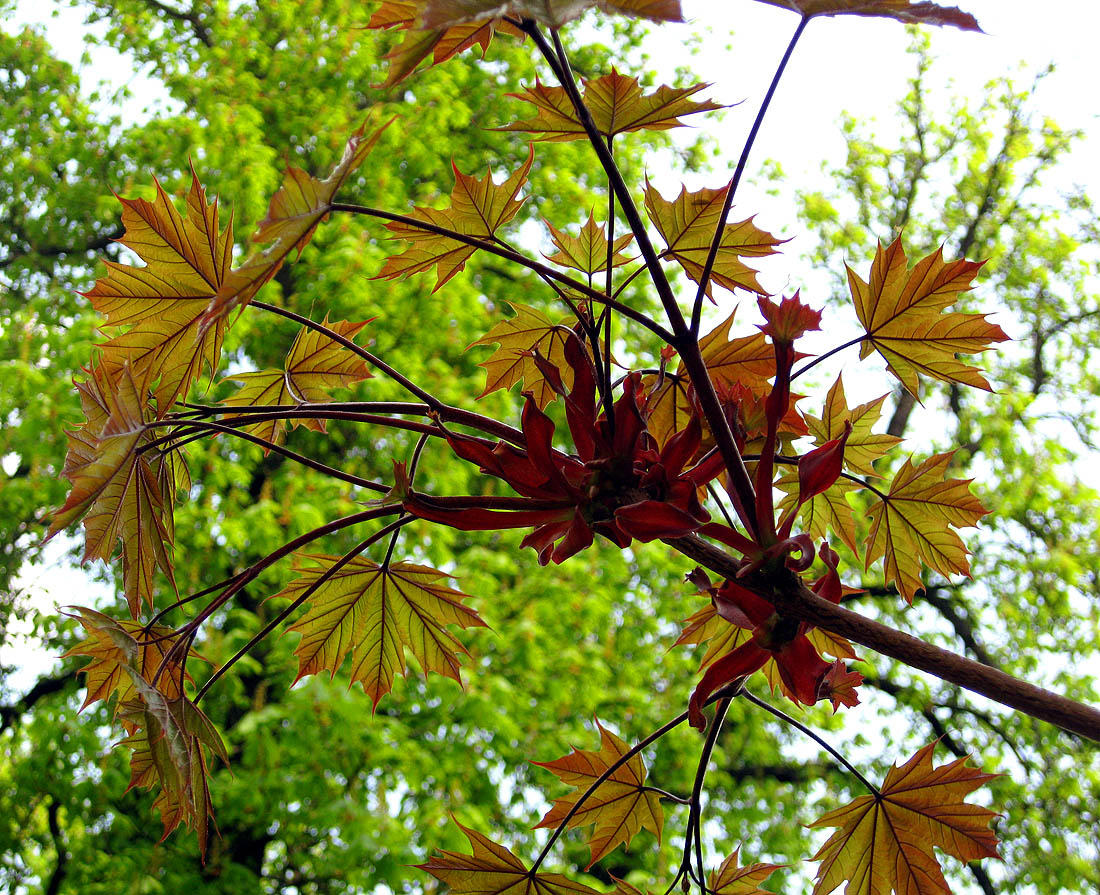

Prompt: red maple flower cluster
xmin=403 ymin=336 xmax=724 ymax=563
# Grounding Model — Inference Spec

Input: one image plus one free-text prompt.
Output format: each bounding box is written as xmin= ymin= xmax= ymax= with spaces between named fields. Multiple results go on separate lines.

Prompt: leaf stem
xmin=689 ymin=17 xmax=809 ymax=336
xmin=790 ymin=334 xmax=867 ymax=382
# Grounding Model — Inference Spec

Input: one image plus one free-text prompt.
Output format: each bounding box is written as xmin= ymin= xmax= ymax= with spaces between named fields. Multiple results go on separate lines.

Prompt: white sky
xmin=4 ymin=0 xmax=1099 ymax=687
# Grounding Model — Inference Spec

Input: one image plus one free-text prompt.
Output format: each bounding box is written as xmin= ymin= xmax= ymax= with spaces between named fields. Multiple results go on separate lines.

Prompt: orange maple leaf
xmin=864 ymin=452 xmax=989 ymax=602
xmin=809 ymin=743 xmax=999 ymax=895
xmin=377 ymin=147 xmax=534 ymax=291
xmin=468 ymin=302 xmax=575 ymax=408
xmin=499 ymin=70 xmax=721 ymax=141
xmin=533 ymin=719 xmax=663 ymax=867
xmin=221 ymin=317 xmax=372 ymax=446
xmin=754 ymin=0 xmax=981 ymax=30
xmin=645 ymin=183 xmax=784 ymax=297
xmin=708 ymin=849 xmax=785 ymax=894
xmin=204 ymin=120 xmax=390 ymax=328
xmin=849 ymin=239 xmax=1008 ymax=397
xmin=278 ymin=555 xmax=487 ymax=708
xmin=417 ymin=819 xmax=602 ymax=895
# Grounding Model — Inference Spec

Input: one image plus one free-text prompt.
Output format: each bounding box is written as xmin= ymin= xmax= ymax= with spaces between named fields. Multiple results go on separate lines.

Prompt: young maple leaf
xmin=708 ymin=849 xmax=785 ymax=895
xmin=848 ymin=238 xmax=1008 ymax=398
xmin=203 ymin=120 xmax=390 ymax=328
xmin=468 ymin=302 xmax=575 ymax=408
xmin=63 ymin=607 xmax=190 ymax=711
xmin=776 ymin=471 xmax=862 ymax=557
xmin=414 ymin=0 xmax=683 ymax=29
xmin=545 ymin=212 xmax=634 ymax=274
xmin=644 ymin=311 xmax=774 ymax=447
xmin=805 ymin=375 xmax=902 ymax=478
xmin=85 ymin=171 xmax=232 ymax=413
xmin=221 ymin=317 xmax=373 ymax=446
xmin=417 ymin=820 xmax=602 ymax=895
xmin=277 ymin=555 xmax=487 ymax=708
xmin=377 ymin=147 xmax=534 ymax=291
xmin=117 ymin=677 xmax=229 ymax=856
xmin=48 ymin=363 xmax=177 ymax=617
xmin=864 ymin=452 xmax=989 ymax=602
xmin=808 ymin=743 xmax=999 ymax=895
xmin=645 ymin=183 xmax=784 ymax=297
xmin=533 ymin=719 xmax=664 ymax=868
xmin=499 ymin=70 xmax=721 ymax=141
xmin=753 ymin=0 xmax=981 ymax=31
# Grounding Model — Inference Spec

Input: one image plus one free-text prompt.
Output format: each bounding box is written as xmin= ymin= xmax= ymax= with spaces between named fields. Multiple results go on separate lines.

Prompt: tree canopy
xmin=1 ymin=3 xmax=1097 ymax=895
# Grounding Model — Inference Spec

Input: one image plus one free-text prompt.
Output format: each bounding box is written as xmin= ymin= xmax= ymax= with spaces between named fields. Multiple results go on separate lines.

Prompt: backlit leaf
xmin=864 ymin=452 xmax=989 ymax=602
xmin=222 ymin=317 xmax=372 ymax=446
xmin=674 ymin=602 xmax=752 ymax=670
xmin=204 ymin=120 xmax=390 ymax=327
xmin=849 ymin=239 xmax=1008 ymax=396
xmin=645 ymin=183 xmax=784 ymax=297
xmin=754 ymin=0 xmax=981 ymax=31
xmin=279 ymin=555 xmax=487 ymax=708
xmin=533 ymin=719 xmax=663 ymax=867
xmin=413 ymin=0 xmax=682 ymax=29
xmin=809 ymin=742 xmax=999 ymax=895
xmin=708 ymin=849 xmax=784 ymax=895
xmin=500 ymin=70 xmax=720 ymax=141
xmin=86 ymin=171 xmax=231 ymax=411
xmin=545 ymin=212 xmax=634 ymax=274
xmin=777 ymin=471 xmax=862 ymax=557
xmin=805 ymin=376 xmax=901 ymax=477
xmin=468 ymin=302 xmax=574 ymax=408
xmin=418 ymin=820 xmax=603 ymax=895
xmin=377 ymin=147 xmax=534 ymax=290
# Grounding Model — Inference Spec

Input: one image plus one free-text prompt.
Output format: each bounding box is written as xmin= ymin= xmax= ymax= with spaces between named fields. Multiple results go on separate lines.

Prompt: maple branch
xmin=329 ymin=204 xmax=675 ymax=343
xmin=689 ymin=16 xmax=809 ymax=336
xmin=683 ymin=696 xmax=732 ymax=894
xmin=739 ymin=690 xmax=879 ymax=795
xmin=669 ymin=534 xmax=1100 ymax=742
xmin=790 ymin=333 xmax=867 ymax=382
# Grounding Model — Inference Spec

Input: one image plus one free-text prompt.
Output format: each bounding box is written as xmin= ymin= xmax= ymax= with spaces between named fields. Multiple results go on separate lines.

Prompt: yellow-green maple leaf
xmin=849 ymin=239 xmax=1008 ymax=397
xmin=468 ymin=302 xmax=574 ymax=408
xmin=222 ymin=317 xmax=372 ymax=446
xmin=809 ymin=742 xmax=999 ymax=895
xmin=864 ymin=452 xmax=989 ymax=602
xmin=644 ymin=183 xmax=784 ymax=297
xmin=708 ymin=849 xmax=784 ymax=895
xmin=807 ymin=375 xmax=901 ymax=477
xmin=279 ymin=555 xmax=487 ymax=708
xmin=500 ymin=70 xmax=721 ymax=141
xmin=533 ymin=720 xmax=663 ymax=867
xmin=545 ymin=212 xmax=634 ymax=274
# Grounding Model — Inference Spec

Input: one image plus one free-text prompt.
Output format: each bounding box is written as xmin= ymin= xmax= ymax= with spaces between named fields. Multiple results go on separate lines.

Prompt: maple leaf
xmin=48 ymin=364 xmax=177 ymax=617
xmin=377 ymin=146 xmax=534 ymax=291
xmin=533 ymin=719 xmax=663 ymax=867
xmin=645 ymin=183 xmax=784 ymax=297
xmin=753 ymin=0 xmax=981 ymax=31
xmin=644 ymin=312 xmax=774 ymax=447
xmin=674 ymin=602 xmax=753 ymax=670
xmin=413 ymin=0 xmax=682 ymax=29
xmin=86 ymin=170 xmax=231 ymax=412
xmin=849 ymin=239 xmax=1008 ymax=397
xmin=708 ymin=849 xmax=784 ymax=895
xmin=777 ymin=471 xmax=862 ymax=557
xmin=418 ymin=819 xmax=603 ymax=895
xmin=278 ymin=555 xmax=487 ymax=708
xmin=819 ymin=660 xmax=864 ymax=712
xmin=222 ymin=317 xmax=372 ymax=446
xmin=118 ymin=679 xmax=229 ymax=855
xmin=63 ymin=607 xmax=189 ymax=711
xmin=468 ymin=302 xmax=575 ymax=408
xmin=368 ymin=2 xmax=507 ymax=87
xmin=809 ymin=743 xmax=999 ymax=895
xmin=864 ymin=452 xmax=989 ymax=602
xmin=545 ymin=212 xmax=634 ymax=274
xmin=806 ymin=376 xmax=901 ymax=477
xmin=499 ymin=71 xmax=721 ymax=142
xmin=203 ymin=120 xmax=390 ymax=328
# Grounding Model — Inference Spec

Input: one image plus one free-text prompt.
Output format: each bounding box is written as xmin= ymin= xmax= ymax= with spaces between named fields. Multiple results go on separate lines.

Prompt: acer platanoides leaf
xmin=500 ymin=70 xmax=720 ymax=141
xmin=546 ymin=212 xmax=634 ymax=274
xmin=865 ymin=452 xmax=989 ymax=602
xmin=418 ymin=820 xmax=602 ymax=895
xmin=533 ymin=719 xmax=663 ymax=867
xmin=806 ymin=376 xmax=901 ymax=477
xmin=377 ymin=146 xmax=534 ymax=290
xmin=849 ymin=239 xmax=1008 ymax=397
xmin=753 ymin=0 xmax=981 ymax=31
xmin=279 ymin=555 xmax=487 ymax=707
xmin=645 ymin=183 xmax=784 ymax=297
xmin=809 ymin=742 xmax=999 ymax=895
xmin=468 ymin=302 xmax=574 ymax=408
xmin=708 ymin=849 xmax=784 ymax=895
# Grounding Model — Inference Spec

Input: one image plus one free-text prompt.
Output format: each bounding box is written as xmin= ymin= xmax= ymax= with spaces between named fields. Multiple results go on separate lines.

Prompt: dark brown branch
xmin=140 ymin=0 xmax=213 ymax=46
xmin=45 ymin=799 xmax=68 ymax=895
xmin=668 ymin=533 xmax=1100 ymax=742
